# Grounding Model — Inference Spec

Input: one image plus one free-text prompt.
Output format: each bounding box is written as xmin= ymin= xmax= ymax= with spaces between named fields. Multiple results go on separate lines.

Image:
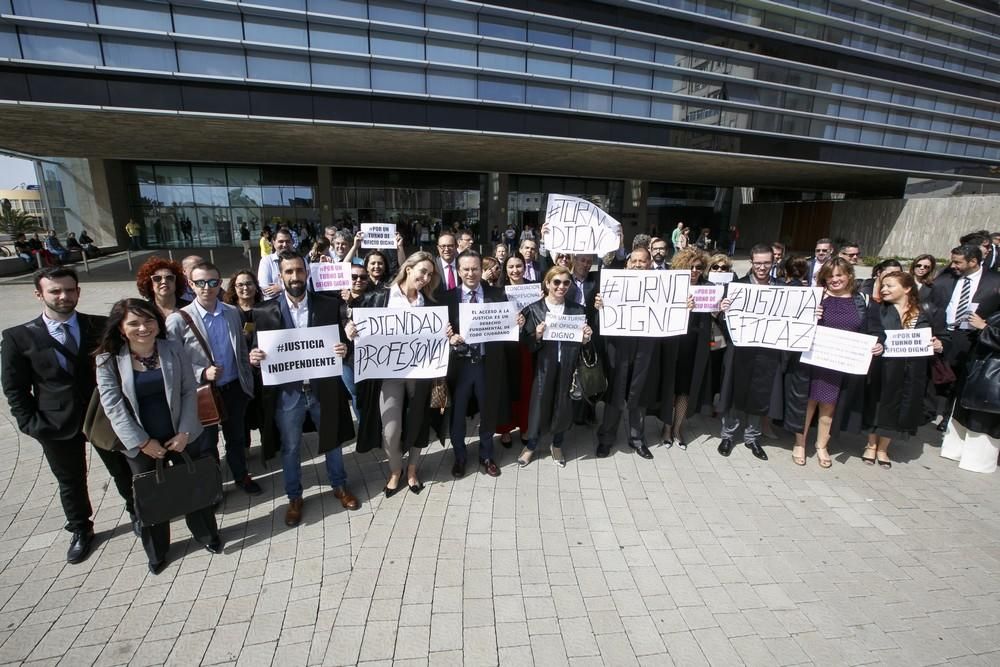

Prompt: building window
xmin=173 ymin=7 xmax=243 ymax=40
xmin=427 ymin=39 xmax=476 ymax=66
xmin=527 ymin=54 xmax=570 ymax=78
xmin=478 ymin=77 xmax=524 ymax=103
xmin=573 ymin=31 xmax=614 ymax=55
xmin=615 ymin=38 xmax=653 ymax=61
xmin=527 ymin=82 xmax=570 ymax=108
xmin=426 ymin=7 xmax=476 ymax=33
xmin=103 ymin=37 xmax=177 ymax=72
xmin=12 ymin=0 xmax=94 ymax=22
xmin=479 ymin=15 xmax=526 ymax=41
xmin=177 ymin=45 xmax=247 ymax=78
xmin=371 ymin=32 xmax=425 ymax=60
xmin=527 ymin=23 xmax=572 ymax=49
xmin=369 ymin=0 xmax=425 ymax=25
xmin=310 ymin=24 xmax=369 ymax=53
xmin=95 ymin=0 xmax=171 ymax=31
xmin=248 ymin=51 xmax=310 ymax=83
xmin=572 ymin=88 xmax=611 ymax=113
xmin=479 ymin=47 xmax=525 ymax=72
xmin=572 ymin=59 xmax=613 ymax=85
xmin=614 ymin=65 xmax=652 ymax=89
xmin=372 ymin=64 xmax=425 ymax=93
xmin=19 ymin=28 xmax=102 ymax=65
xmin=312 ymin=58 xmax=370 ymax=88
xmin=245 ymin=17 xmax=309 ymax=48
xmin=613 ymin=93 xmax=650 ymax=117
xmin=308 ymin=0 xmax=367 ymax=18
xmin=0 ymin=25 xmax=20 ymax=59
xmin=428 ymin=70 xmax=475 ymax=98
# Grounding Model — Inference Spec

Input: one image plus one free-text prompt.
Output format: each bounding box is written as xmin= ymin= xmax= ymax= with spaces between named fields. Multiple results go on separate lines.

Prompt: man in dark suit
xmin=519 ymin=238 xmax=545 ymax=282
xmin=1 ymin=267 xmax=136 ymax=563
xmin=929 ymin=244 xmax=1000 ymax=430
xmin=444 ymin=250 xmax=516 ymax=477
xmin=435 ymin=233 xmax=459 ymax=292
xmin=248 ymin=252 xmax=358 ymax=527
xmin=805 ymin=238 xmax=834 ymax=286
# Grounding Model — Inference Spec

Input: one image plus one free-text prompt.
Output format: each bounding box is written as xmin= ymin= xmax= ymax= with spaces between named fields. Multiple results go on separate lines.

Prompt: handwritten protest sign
xmin=543 ymin=313 xmax=586 ymax=343
xmin=691 ymin=284 xmax=724 ymax=313
xmin=257 ymin=325 xmax=343 ymax=386
xmin=360 ymin=223 xmax=396 ymax=250
xmin=311 ymin=261 xmax=351 ymax=291
xmin=505 ymin=283 xmax=543 ymax=313
xmin=707 ymin=271 xmax=735 ymax=285
xmin=460 ymin=302 xmax=519 ymax=345
xmin=883 ymin=328 xmax=933 ymax=357
xmin=724 ymin=284 xmax=823 ymax=351
xmin=801 ymin=326 xmax=877 ymax=375
xmin=543 ymin=194 xmax=621 ymax=255
xmin=599 ymin=269 xmax=690 ymax=337
xmin=352 ymin=306 xmax=449 ymax=381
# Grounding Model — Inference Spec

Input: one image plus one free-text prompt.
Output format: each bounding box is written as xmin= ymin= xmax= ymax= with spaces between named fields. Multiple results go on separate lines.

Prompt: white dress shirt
xmin=258 ymin=253 xmax=282 ymax=300
xmin=946 ymin=267 xmax=983 ymax=328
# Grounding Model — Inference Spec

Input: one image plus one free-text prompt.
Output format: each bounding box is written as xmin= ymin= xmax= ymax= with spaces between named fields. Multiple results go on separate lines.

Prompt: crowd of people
xmin=12 ymin=229 xmax=100 ymax=266
xmin=3 ymin=219 xmax=999 ymax=574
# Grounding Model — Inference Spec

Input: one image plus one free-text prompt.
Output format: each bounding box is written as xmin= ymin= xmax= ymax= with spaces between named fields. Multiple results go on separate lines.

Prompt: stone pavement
xmin=0 ymin=265 xmax=997 ymax=667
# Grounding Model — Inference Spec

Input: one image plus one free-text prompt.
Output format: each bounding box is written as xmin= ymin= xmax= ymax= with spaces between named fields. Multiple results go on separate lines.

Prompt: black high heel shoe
xmin=408 ymin=481 xmax=424 ymax=495
xmin=384 ymin=482 xmax=404 ymax=498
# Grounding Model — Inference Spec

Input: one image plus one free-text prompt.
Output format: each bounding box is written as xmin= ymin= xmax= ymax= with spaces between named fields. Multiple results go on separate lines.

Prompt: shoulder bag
xmin=178 ymin=310 xmax=227 ymax=427
xmin=570 ymin=342 xmax=607 ymax=403
xmin=83 ymin=360 xmax=125 ymax=452
xmin=959 ymin=355 xmax=1000 ymax=414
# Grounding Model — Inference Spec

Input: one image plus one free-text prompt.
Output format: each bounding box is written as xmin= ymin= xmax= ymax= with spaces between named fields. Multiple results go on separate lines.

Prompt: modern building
xmin=0 ymin=184 xmax=44 ymax=222
xmin=0 ymin=0 xmax=997 ymax=256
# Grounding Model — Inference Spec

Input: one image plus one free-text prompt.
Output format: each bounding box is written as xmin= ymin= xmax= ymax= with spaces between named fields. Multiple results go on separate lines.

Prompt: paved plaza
xmin=0 ymin=253 xmax=998 ymax=666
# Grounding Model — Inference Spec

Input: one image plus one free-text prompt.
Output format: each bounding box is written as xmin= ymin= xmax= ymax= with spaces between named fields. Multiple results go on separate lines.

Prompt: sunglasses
xmin=842 ymin=252 xmax=860 ymax=258
xmin=915 ymin=264 xmax=931 ymax=270
xmin=150 ymin=274 xmax=175 ymax=284
xmin=351 ymin=274 xmax=368 ymax=281
xmin=691 ymin=265 xmax=705 ymax=271
xmin=193 ymin=279 xmax=222 ymax=289
xmin=710 ymin=264 xmax=726 ymax=270
xmin=234 ymin=282 xmax=256 ymax=289
xmin=550 ymin=279 xmax=571 ymax=287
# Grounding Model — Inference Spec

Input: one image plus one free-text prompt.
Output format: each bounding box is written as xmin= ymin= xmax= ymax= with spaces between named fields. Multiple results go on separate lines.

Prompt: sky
xmin=0 ymin=156 xmax=37 ymax=189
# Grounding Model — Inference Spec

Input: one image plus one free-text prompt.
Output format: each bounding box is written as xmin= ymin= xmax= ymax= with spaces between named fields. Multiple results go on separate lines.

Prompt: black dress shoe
xmin=409 ymin=482 xmax=424 ymax=495
xmin=148 ymin=560 xmax=167 ymax=575
xmin=633 ymin=444 xmax=654 ymax=460
xmin=481 ymin=459 xmax=501 ymax=477
xmin=595 ymin=444 xmax=612 ymax=458
xmin=237 ymin=475 xmax=263 ymax=496
xmin=746 ymin=441 xmax=768 ymax=461
xmin=129 ymin=513 xmax=142 ymax=538
xmin=718 ymin=438 xmax=734 ymax=457
xmin=204 ymin=540 xmax=224 ymax=555
xmin=67 ymin=529 xmax=95 ymax=564
xmin=383 ymin=483 xmax=404 ymax=498
xmin=451 ymin=460 xmax=466 ymax=478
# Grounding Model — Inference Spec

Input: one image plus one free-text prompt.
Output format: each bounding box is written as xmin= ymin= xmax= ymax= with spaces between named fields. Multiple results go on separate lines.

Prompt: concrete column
xmin=487 ymin=172 xmax=509 ymax=233
xmin=317 ymin=166 xmax=333 ymax=229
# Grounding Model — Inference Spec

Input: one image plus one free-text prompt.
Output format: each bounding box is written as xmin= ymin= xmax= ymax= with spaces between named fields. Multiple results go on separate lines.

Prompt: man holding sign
xmin=249 ymin=251 xmax=357 ymax=526
xmin=444 ymin=250 xmax=523 ymax=478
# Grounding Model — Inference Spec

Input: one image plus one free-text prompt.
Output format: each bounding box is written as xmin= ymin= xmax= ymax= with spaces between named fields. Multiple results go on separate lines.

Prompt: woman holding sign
xmin=864 ymin=272 xmax=946 ymax=468
xmin=516 ymin=266 xmax=592 ymax=467
xmin=348 ymin=252 xmax=441 ymax=495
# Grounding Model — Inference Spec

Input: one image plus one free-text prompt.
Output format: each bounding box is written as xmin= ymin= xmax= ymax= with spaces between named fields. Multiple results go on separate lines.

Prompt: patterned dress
xmin=809 ymin=295 xmax=863 ymax=404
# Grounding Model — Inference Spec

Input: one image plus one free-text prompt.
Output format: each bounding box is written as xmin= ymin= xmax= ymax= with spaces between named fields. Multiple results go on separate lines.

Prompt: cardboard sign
xmin=311 ymin=261 xmax=352 ymax=291
xmin=504 ymin=283 xmax=543 ymax=313
xmin=459 ymin=302 xmax=519 ymax=345
xmin=257 ymin=325 xmax=343 ymax=386
xmin=724 ymin=284 xmax=823 ymax=351
xmin=707 ymin=271 xmax=734 ymax=285
xmin=883 ymin=328 xmax=933 ymax=357
xmin=360 ymin=223 xmax=396 ymax=250
xmin=351 ymin=306 xmax=449 ymax=381
xmin=543 ymin=313 xmax=586 ymax=343
xmin=598 ymin=269 xmax=691 ymax=337
xmin=691 ymin=284 xmax=724 ymax=313
xmin=542 ymin=194 xmax=621 ymax=255
xmin=801 ymin=325 xmax=878 ymax=375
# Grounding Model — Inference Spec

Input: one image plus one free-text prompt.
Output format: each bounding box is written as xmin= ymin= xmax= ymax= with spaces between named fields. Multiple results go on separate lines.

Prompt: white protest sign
xmin=543 ymin=313 xmax=586 ymax=343
xmin=599 ymin=269 xmax=691 ymax=337
xmin=691 ymin=284 xmax=724 ymax=313
xmin=801 ymin=325 xmax=877 ymax=375
xmin=352 ymin=306 xmax=449 ymax=381
xmin=360 ymin=223 xmax=396 ymax=249
xmin=724 ymin=284 xmax=823 ymax=351
xmin=504 ymin=283 xmax=543 ymax=313
xmin=460 ymin=302 xmax=519 ymax=345
xmin=256 ymin=325 xmax=343 ymax=386
xmin=708 ymin=271 xmax=735 ymax=285
xmin=543 ymin=194 xmax=621 ymax=255
xmin=883 ymin=328 xmax=933 ymax=357
xmin=311 ymin=261 xmax=352 ymax=291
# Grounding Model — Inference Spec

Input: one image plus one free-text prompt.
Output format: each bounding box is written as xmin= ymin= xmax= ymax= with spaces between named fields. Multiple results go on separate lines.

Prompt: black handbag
xmin=133 ymin=449 xmax=222 ymax=527
xmin=959 ymin=356 xmax=1000 ymax=414
xmin=570 ymin=343 xmax=607 ymax=402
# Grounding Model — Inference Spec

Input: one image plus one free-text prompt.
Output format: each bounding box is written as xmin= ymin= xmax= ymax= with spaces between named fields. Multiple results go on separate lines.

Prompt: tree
xmin=0 ymin=207 xmax=39 ymax=236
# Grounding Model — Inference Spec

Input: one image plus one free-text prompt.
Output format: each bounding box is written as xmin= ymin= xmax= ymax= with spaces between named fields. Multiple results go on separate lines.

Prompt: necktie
xmin=61 ymin=323 xmax=78 ymax=356
xmin=526 ymin=264 xmax=534 ymax=281
xmin=469 ymin=289 xmax=477 ymax=303
xmin=956 ymin=276 xmax=972 ymax=326
xmin=447 ymin=264 xmax=456 ymax=290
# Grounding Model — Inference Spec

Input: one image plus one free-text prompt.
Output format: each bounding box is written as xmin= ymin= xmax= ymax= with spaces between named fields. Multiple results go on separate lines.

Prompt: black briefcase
xmin=133 ymin=451 xmax=222 ymax=527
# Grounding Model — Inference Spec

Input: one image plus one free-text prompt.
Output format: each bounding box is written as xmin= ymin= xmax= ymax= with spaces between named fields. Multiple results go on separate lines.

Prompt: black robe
xmin=864 ymin=302 xmax=948 ymax=435
xmin=655 ymin=285 xmax=712 ymax=424
xmin=951 ymin=303 xmax=1000 ymax=438
xmin=353 ymin=287 xmax=435 ymax=454
xmin=521 ymin=299 xmax=586 ymax=439
xmin=252 ymin=293 xmax=355 ymax=461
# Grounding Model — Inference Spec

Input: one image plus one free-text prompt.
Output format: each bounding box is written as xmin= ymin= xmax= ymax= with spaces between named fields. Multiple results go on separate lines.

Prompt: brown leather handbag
xmin=179 ymin=311 xmax=227 ymax=427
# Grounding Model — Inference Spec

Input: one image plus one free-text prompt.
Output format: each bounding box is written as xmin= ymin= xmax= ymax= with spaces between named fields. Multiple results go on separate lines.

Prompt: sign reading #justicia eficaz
xmin=351 ymin=306 xmax=450 ymax=381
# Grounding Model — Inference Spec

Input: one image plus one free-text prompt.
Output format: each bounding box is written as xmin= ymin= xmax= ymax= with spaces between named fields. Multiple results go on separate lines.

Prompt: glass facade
xmin=0 ymin=0 xmax=996 ymax=165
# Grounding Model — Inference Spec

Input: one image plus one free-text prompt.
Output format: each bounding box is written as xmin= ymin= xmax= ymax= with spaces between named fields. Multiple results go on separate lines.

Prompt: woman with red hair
xmin=136 ymin=257 xmax=190 ymax=320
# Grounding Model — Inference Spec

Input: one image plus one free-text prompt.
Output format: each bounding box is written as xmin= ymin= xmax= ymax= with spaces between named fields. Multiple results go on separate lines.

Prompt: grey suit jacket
xmin=96 ymin=338 xmax=203 ymax=456
xmin=165 ymin=301 xmax=253 ymax=397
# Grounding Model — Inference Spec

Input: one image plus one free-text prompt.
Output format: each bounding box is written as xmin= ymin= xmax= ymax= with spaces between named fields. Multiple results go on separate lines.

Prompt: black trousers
xmin=450 ymin=358 xmax=494 ymax=463
xmin=39 ymin=433 xmax=135 ymax=533
xmin=204 ymin=380 xmax=250 ymax=481
xmin=126 ymin=433 xmax=219 ymax=566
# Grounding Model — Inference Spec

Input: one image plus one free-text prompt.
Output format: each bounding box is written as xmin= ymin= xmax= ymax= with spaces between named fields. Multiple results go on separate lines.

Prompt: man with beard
xmin=249 ymin=252 xmax=358 ymax=526
xmin=257 ymin=228 xmax=294 ymax=300
xmin=594 ymin=247 xmax=657 ymax=459
xmin=650 ymin=238 xmax=669 ymax=270
xmin=2 ymin=267 xmax=137 ymax=563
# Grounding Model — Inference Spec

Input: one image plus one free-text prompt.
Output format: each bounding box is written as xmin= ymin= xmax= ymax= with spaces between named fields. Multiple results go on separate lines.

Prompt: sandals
xmin=876 ymin=451 xmax=892 ymax=469
xmin=517 ymin=447 xmax=534 ymax=468
xmin=792 ymin=444 xmax=807 ymax=466
xmin=816 ymin=447 xmax=833 ymax=469
xmin=862 ymin=444 xmax=877 ymax=466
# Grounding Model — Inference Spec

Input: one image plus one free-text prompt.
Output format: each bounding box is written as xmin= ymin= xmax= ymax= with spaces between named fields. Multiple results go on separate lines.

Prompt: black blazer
xmin=1 ymin=312 xmax=107 ymax=441
xmin=928 ymin=269 xmax=1000 ymax=315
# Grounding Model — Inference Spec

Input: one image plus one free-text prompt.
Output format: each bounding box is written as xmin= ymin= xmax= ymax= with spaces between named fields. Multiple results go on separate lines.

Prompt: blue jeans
xmin=341 ymin=362 xmax=358 ymax=416
xmin=274 ymin=389 xmax=348 ymax=500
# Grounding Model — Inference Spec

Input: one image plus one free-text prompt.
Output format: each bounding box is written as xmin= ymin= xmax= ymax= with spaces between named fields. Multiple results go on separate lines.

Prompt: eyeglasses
xmin=437 ymin=244 xmax=456 ymax=249
xmin=192 ymin=279 xmax=222 ymax=289
xmin=550 ymin=279 xmax=571 ymax=287
xmin=150 ymin=274 xmax=175 ymax=284
xmin=842 ymin=252 xmax=859 ymax=258
xmin=815 ymin=248 xmax=831 ymax=254
xmin=751 ymin=262 xmax=773 ymax=268
xmin=234 ymin=282 xmax=256 ymax=289
xmin=351 ymin=274 xmax=368 ymax=282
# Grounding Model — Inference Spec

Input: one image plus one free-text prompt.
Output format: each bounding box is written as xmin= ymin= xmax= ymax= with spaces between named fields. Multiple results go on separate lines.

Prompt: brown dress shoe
xmin=285 ymin=498 xmax=304 ymax=527
xmin=332 ymin=486 xmax=359 ymax=510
